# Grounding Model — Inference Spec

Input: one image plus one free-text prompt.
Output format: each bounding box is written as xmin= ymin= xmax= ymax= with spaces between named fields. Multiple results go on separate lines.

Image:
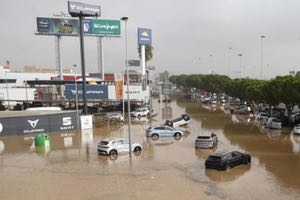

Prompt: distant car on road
xmin=293 ymin=124 xmax=300 ymax=135
xmin=195 ymin=133 xmax=218 ymax=149
xmin=97 ymin=138 xmax=142 ymax=156
xmin=265 ymin=117 xmax=282 ymax=129
xmin=146 ymin=125 xmax=185 ymax=140
xmin=205 ymin=150 xmax=251 ymax=170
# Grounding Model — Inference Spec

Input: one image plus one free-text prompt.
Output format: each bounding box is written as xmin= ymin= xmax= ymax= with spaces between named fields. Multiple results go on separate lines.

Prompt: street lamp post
xmin=73 ymin=64 xmax=79 ymax=132
xmin=260 ymin=36 xmax=266 ymax=80
xmin=228 ymin=47 xmax=232 ymax=78
xmin=237 ymin=53 xmax=243 ymax=78
xmin=121 ymin=16 xmax=132 ymax=156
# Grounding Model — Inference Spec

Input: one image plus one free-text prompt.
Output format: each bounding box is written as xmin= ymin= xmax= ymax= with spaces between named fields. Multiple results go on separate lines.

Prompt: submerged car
xmin=195 ymin=133 xmax=218 ymax=148
xmin=205 ymin=150 xmax=251 ymax=170
xmin=130 ymin=107 xmax=150 ymax=119
xmin=97 ymin=138 xmax=142 ymax=155
xmin=265 ymin=117 xmax=282 ymax=129
xmin=293 ymin=124 xmax=300 ymax=135
xmin=165 ymin=114 xmax=191 ymax=127
xmin=145 ymin=125 xmax=185 ymax=140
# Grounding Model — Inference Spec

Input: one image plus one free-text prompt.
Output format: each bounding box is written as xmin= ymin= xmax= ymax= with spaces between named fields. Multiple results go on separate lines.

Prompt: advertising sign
xmin=138 ymin=28 xmax=152 ymax=46
xmin=0 ymin=111 xmax=78 ymax=136
xmin=128 ymin=60 xmax=140 ymax=66
xmin=68 ymin=1 xmax=101 ymax=17
xmin=80 ymin=115 xmax=93 ymax=130
xmin=83 ymin=19 xmax=120 ymax=37
xmin=65 ymin=84 xmax=108 ymax=100
xmin=36 ymin=17 xmax=79 ymax=35
xmin=114 ymin=73 xmax=123 ymax=99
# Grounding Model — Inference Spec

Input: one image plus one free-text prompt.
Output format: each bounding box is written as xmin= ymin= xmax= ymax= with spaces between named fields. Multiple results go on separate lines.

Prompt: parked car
xmin=130 ymin=107 xmax=150 ymax=119
xmin=165 ymin=114 xmax=191 ymax=127
xmin=265 ymin=117 xmax=282 ymax=129
xmin=195 ymin=133 xmax=218 ymax=148
xmin=145 ymin=125 xmax=185 ymax=140
xmin=102 ymin=112 xmax=124 ymax=125
xmin=205 ymin=150 xmax=251 ymax=170
xmin=293 ymin=124 xmax=300 ymax=135
xmin=97 ymin=138 xmax=142 ymax=155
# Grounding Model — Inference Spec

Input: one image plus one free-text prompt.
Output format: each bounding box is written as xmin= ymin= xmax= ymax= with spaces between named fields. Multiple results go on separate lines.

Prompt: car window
xmin=166 ymin=127 xmax=173 ymax=131
xmin=224 ymin=154 xmax=232 ymax=160
xmin=113 ymin=140 xmax=122 ymax=145
xmin=121 ymin=140 xmax=129 ymax=144
xmin=232 ymin=152 xmax=242 ymax=157
xmin=154 ymin=127 xmax=164 ymax=130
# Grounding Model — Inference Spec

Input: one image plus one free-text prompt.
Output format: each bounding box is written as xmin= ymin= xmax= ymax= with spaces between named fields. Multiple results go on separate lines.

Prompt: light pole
xmin=209 ymin=54 xmax=214 ymax=74
xmin=237 ymin=53 xmax=243 ymax=78
xmin=73 ymin=64 xmax=79 ymax=132
xmin=228 ymin=47 xmax=232 ymax=77
xmin=260 ymin=35 xmax=266 ymax=80
xmin=121 ymin=16 xmax=132 ymax=156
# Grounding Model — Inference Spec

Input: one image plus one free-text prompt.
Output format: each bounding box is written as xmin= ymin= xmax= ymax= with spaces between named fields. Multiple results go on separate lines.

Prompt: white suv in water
xmin=195 ymin=133 xmax=218 ymax=148
xmin=97 ymin=138 xmax=142 ymax=155
xmin=130 ymin=107 xmax=150 ymax=119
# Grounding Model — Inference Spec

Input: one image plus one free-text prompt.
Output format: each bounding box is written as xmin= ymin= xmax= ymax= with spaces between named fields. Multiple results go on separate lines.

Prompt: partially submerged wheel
xmin=109 ymin=149 xmax=117 ymax=155
xmin=134 ymin=146 xmax=142 ymax=152
xmin=174 ymin=132 xmax=182 ymax=140
xmin=151 ymin=134 xmax=159 ymax=141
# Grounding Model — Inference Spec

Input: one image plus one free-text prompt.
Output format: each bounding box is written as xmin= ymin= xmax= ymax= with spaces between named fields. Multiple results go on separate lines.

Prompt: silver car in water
xmin=145 ymin=125 xmax=185 ymax=140
xmin=195 ymin=133 xmax=218 ymax=148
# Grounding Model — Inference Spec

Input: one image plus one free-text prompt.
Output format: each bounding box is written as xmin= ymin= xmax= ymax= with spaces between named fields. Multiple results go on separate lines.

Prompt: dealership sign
xmin=37 ymin=17 xmax=79 ymax=36
xmin=0 ymin=111 xmax=78 ymax=136
xmin=68 ymin=1 xmax=101 ymax=17
xmin=65 ymin=84 xmax=108 ymax=100
xmin=138 ymin=28 xmax=152 ymax=45
xmin=83 ymin=19 xmax=120 ymax=37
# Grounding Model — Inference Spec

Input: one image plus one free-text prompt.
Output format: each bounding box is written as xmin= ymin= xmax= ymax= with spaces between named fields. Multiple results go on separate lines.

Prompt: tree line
xmin=169 ymin=74 xmax=300 ymax=109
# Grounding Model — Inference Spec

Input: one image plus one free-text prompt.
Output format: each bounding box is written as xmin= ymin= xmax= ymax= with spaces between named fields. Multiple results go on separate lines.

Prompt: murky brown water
xmin=1 ymin=95 xmax=300 ymax=200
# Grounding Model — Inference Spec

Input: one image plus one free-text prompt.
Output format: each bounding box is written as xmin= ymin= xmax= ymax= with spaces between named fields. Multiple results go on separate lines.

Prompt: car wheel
xmin=137 ymin=114 xmax=141 ymax=120
xmin=109 ymin=149 xmax=117 ymax=155
xmin=243 ymin=158 xmax=249 ymax=164
xmin=174 ymin=132 xmax=182 ymax=140
xmin=151 ymin=134 xmax=159 ymax=141
xmin=134 ymin=146 xmax=142 ymax=152
xmin=224 ymin=163 xmax=230 ymax=170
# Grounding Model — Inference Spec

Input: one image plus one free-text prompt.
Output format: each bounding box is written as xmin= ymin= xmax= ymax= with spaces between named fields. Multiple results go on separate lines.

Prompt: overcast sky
xmin=1 ymin=0 xmax=300 ymax=79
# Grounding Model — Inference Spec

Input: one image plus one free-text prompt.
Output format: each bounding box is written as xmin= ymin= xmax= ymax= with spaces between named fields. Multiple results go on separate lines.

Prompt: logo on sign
xmin=28 ymin=119 xmax=39 ymax=128
xmin=141 ymin=31 xmax=149 ymax=37
xmin=0 ymin=123 xmax=3 ymax=133
xmin=63 ymin=117 xmax=72 ymax=126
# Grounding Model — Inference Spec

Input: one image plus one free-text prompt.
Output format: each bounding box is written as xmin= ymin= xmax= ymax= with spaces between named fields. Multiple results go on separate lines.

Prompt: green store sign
xmin=83 ymin=19 xmax=121 ymax=37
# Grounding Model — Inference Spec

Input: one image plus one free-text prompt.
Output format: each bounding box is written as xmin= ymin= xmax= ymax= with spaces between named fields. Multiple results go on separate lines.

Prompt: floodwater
xmin=1 ymin=95 xmax=300 ymax=200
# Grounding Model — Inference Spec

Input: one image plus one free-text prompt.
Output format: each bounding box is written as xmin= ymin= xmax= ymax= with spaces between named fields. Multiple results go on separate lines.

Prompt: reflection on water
xmin=205 ymin=164 xmax=251 ymax=182
xmin=290 ymin=132 xmax=300 ymax=153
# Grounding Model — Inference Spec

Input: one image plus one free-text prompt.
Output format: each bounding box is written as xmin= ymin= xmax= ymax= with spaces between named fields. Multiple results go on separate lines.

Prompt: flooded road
xmin=1 ymin=95 xmax=300 ymax=200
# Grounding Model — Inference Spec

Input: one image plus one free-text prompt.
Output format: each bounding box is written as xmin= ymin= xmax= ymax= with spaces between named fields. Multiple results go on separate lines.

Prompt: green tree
xmin=138 ymin=45 xmax=153 ymax=63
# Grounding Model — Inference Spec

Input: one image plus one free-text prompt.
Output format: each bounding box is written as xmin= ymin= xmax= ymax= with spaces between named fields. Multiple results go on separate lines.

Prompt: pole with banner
xmin=68 ymin=1 xmax=101 ymax=115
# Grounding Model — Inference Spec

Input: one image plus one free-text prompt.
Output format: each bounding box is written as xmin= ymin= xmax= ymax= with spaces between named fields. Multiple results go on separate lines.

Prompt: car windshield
xmin=100 ymin=141 xmax=109 ymax=145
xmin=197 ymin=136 xmax=211 ymax=139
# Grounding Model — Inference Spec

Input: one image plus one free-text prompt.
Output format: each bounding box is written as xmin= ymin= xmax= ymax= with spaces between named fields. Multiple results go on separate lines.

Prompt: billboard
xmin=68 ymin=1 xmax=101 ymax=17
xmin=83 ymin=19 xmax=121 ymax=37
xmin=138 ymin=28 xmax=152 ymax=45
xmin=65 ymin=84 xmax=108 ymax=100
xmin=37 ymin=18 xmax=120 ymax=37
xmin=36 ymin=17 xmax=79 ymax=36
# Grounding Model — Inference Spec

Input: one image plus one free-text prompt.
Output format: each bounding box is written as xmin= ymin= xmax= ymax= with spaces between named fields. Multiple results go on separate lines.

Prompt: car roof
xmin=211 ymin=150 xmax=232 ymax=157
xmin=102 ymin=138 xmax=126 ymax=142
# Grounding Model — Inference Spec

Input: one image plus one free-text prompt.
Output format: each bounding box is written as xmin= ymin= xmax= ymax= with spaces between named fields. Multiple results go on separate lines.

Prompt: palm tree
xmin=138 ymin=45 xmax=153 ymax=63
